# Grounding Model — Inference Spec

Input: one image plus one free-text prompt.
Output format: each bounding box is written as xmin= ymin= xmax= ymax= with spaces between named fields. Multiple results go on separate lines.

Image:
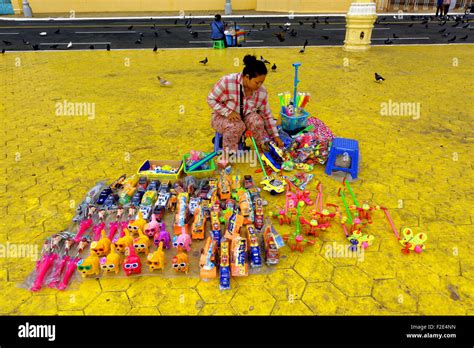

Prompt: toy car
xmin=131 ymin=190 xmax=145 ymax=207
xmin=147 ymin=180 xmax=161 ymax=192
xmin=72 ymin=182 xmax=105 ymax=222
xmin=243 ymin=175 xmax=255 ymax=190
xmin=263 ymin=225 xmax=280 ymax=265
xmin=254 ymin=198 xmax=264 ymax=230
xmin=103 ymin=193 xmax=119 ymax=210
xmin=219 ymin=240 xmax=231 ymax=290
xmin=153 ymin=206 xmax=166 ymax=222
xmin=119 ymin=186 xmax=136 ymax=206
xmin=246 ymin=225 xmax=262 ymax=268
xmin=110 ymin=174 xmax=127 ymax=190
xmin=96 ymin=187 xmax=113 ymax=205
xmin=188 ymin=197 xmax=201 ymax=216
xmin=260 ymin=175 xmax=287 ymax=195
xmin=155 ymin=191 xmax=170 ymax=208
xmin=139 ymin=205 xmax=153 ymax=220
xmin=137 ymin=176 xmax=148 ymax=191
xmin=140 ymin=190 xmax=158 ymax=207
xmin=160 ymin=180 xmax=171 ymax=192
xmin=261 ymin=141 xmax=284 ymax=172
xmin=200 ymin=237 xmax=217 ymax=279
xmin=191 ymin=205 xmax=206 ymax=240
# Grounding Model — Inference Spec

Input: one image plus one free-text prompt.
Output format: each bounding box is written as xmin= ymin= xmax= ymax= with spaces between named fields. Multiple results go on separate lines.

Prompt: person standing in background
xmin=435 ymin=0 xmax=444 ymax=17
xmin=443 ymin=0 xmax=451 ymax=17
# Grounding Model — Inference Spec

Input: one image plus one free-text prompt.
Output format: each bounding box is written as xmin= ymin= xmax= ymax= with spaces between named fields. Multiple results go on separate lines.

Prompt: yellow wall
xmin=256 ymin=0 xmax=356 ymax=13
xmin=26 ymin=0 xmax=256 ymax=13
xmin=23 ymin=0 xmax=371 ymax=14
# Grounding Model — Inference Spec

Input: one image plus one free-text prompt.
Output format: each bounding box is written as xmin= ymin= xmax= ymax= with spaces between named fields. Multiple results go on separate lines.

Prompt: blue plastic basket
xmin=280 ymin=107 xmax=309 ymax=133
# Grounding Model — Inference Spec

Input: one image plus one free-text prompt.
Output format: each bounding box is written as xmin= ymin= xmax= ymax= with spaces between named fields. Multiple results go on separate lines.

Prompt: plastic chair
xmin=213 ymin=40 xmax=226 ymax=49
xmin=213 ymin=132 xmax=247 ymax=152
xmin=325 ymin=138 xmax=359 ymax=179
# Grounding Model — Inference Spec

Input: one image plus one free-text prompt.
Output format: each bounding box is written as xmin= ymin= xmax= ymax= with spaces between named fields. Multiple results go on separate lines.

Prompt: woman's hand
xmin=273 ymin=136 xmax=284 ymax=148
xmin=228 ymin=112 xmax=241 ymax=122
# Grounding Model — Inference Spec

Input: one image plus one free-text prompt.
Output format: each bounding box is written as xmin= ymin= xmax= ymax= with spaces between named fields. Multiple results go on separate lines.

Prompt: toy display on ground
xmin=22 ymin=61 xmax=427 ymax=293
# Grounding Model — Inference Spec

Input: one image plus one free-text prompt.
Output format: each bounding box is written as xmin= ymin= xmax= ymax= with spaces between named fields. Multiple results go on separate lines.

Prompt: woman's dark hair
xmin=215 ymin=14 xmax=221 ymax=21
xmin=242 ymin=54 xmax=267 ymax=79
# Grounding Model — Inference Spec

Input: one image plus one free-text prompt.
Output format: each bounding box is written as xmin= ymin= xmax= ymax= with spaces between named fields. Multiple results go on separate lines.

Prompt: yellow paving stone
xmin=263 ymin=269 xmax=307 ymax=301
xmin=342 ymin=296 xmax=389 ymax=315
xmin=84 ymin=291 xmax=131 ymax=315
xmin=372 ymin=279 xmax=418 ymax=313
xmin=128 ymin=306 xmax=161 ymax=315
xmin=332 ymin=266 xmax=373 ymax=297
xmin=302 ymin=282 xmax=347 ymax=315
xmin=356 ymin=251 xmax=397 ymax=280
xmin=441 ymin=276 xmax=474 ymax=309
xmin=0 ymin=281 xmax=32 ymax=314
xmin=126 ymin=277 xmax=169 ymax=307
xmin=199 ymin=303 xmax=237 ymax=315
xmin=2 ymin=45 xmax=473 ymax=315
xmin=418 ymin=293 xmax=467 ymax=315
xmin=58 ymin=310 xmax=85 ymax=316
xmin=158 ymin=288 xmax=203 ymax=315
xmin=321 ymin=241 xmax=359 ymax=267
xmin=56 ymin=279 xmax=102 ymax=311
xmin=195 ymin=278 xmax=239 ymax=304
xmin=16 ymin=294 xmax=58 ymax=315
xmin=294 ymin=253 xmax=334 ymax=283
xmin=230 ymin=286 xmax=276 ymax=315
xmin=271 ymin=300 xmax=313 ymax=315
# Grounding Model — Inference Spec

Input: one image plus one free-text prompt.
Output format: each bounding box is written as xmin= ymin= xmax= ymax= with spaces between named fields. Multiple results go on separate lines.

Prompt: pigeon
xmin=153 ymin=44 xmax=158 ymax=52
xmin=275 ymin=32 xmax=285 ymax=42
xmin=375 ymin=73 xmax=385 ymax=82
xmin=384 ymin=38 xmax=393 ymax=44
xmin=460 ymin=34 xmax=468 ymax=40
xmin=66 ymin=41 xmax=72 ymax=48
xmin=150 ymin=24 xmax=156 ymax=29
xmin=252 ymin=23 xmax=255 ymax=28
xmin=289 ymin=29 xmax=297 ymax=37
xmin=1 ymin=48 xmax=5 ymax=54
xmin=442 ymin=32 xmax=451 ymax=37
xmin=89 ymin=45 xmax=95 ymax=49
xmin=462 ymin=23 xmax=470 ymax=29
xmin=157 ymin=76 xmax=172 ymax=87
xmin=439 ymin=28 xmax=447 ymax=33
xmin=447 ymin=35 xmax=456 ymax=42
xmin=154 ymin=31 xmax=158 ymax=38
xmin=199 ymin=21 xmax=205 ymax=24
xmin=266 ymin=21 xmax=270 ymax=28
xmin=321 ymin=35 xmax=329 ymax=40
xmin=127 ymin=25 xmax=134 ymax=30
xmin=3 ymin=40 xmax=12 ymax=45
xmin=393 ymin=33 xmax=399 ymax=38
xmin=139 ymin=32 xmax=144 ymax=37
xmin=165 ymin=29 xmax=171 ymax=34
xmin=421 ymin=20 xmax=428 ymax=25
xmin=260 ymin=56 xmax=270 ymax=64
xmin=299 ymin=21 xmax=304 ymax=25
xmin=32 ymin=44 xmax=39 ymax=50
xmin=39 ymin=32 xmax=47 ymax=36
xmin=324 ymin=17 xmax=329 ymax=24
xmin=191 ymin=31 xmax=198 ymax=38
xmin=54 ymin=28 xmax=60 ymax=34
xmin=22 ymin=38 xmax=30 ymax=45
xmin=439 ymin=20 xmax=446 ymax=26
xmin=316 ymin=17 xmax=320 ymax=24
xmin=299 ymin=47 xmax=305 ymax=53
xmin=408 ymin=23 xmax=414 ymax=27
xmin=311 ymin=21 xmax=316 ymax=29
xmin=174 ymin=19 xmax=178 ymax=25
xmin=106 ymin=43 xmax=111 ymax=51
xmin=451 ymin=22 xmax=459 ymax=28
xmin=199 ymin=57 xmax=208 ymax=65
xmin=49 ymin=44 xmax=58 ymax=49
xmin=271 ymin=63 xmax=277 ymax=72
xmin=135 ymin=38 xmax=142 ymax=44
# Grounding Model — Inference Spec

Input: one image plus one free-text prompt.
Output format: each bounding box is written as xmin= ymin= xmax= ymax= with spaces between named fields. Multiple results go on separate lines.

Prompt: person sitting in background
xmin=210 ymin=14 xmax=227 ymax=47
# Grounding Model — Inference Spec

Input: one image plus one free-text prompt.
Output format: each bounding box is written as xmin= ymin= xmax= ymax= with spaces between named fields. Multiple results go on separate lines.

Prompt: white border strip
xmin=0 ymin=12 xmax=465 ymax=22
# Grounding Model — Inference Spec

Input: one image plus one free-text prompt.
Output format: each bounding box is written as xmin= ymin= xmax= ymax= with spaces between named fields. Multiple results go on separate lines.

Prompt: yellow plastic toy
xmin=115 ymin=228 xmax=134 ymax=253
xmin=77 ymin=252 xmax=100 ymax=278
xmin=133 ymin=227 xmax=151 ymax=254
xmin=128 ymin=211 xmax=147 ymax=236
xmin=146 ymin=241 xmax=165 ymax=272
xmin=100 ymin=243 xmax=121 ymax=274
xmin=90 ymin=230 xmax=111 ymax=257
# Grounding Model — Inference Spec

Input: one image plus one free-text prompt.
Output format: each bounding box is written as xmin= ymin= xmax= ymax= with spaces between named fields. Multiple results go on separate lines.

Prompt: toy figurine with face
xmin=100 ymin=244 xmax=121 ymax=274
xmin=77 ymin=252 xmax=100 ymax=278
xmin=144 ymin=214 xmax=160 ymax=238
xmin=128 ymin=211 xmax=146 ymax=236
xmin=114 ymin=228 xmax=134 ymax=253
xmin=147 ymin=241 xmax=165 ymax=272
xmin=172 ymin=230 xmax=192 ymax=252
xmin=133 ymin=228 xmax=151 ymax=254
xmin=172 ymin=246 xmax=189 ymax=274
xmin=90 ymin=230 xmax=112 ymax=257
xmin=122 ymin=245 xmax=141 ymax=276
xmin=154 ymin=222 xmax=171 ymax=249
